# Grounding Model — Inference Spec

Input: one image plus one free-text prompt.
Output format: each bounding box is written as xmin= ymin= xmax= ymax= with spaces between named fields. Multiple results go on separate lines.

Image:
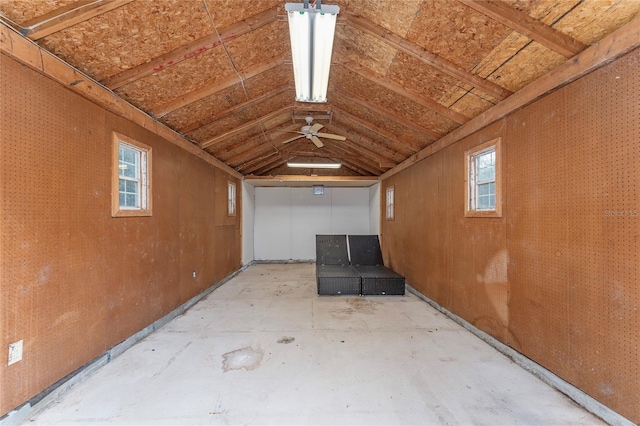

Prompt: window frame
xmin=111 ymin=132 xmax=152 ymax=218
xmin=385 ymin=185 xmax=395 ymax=220
xmin=465 ymin=138 xmax=502 ymax=218
xmin=227 ymin=181 xmax=237 ymax=217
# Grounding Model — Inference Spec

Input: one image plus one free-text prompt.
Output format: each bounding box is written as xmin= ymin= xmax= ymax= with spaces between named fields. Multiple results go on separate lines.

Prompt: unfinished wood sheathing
xmin=186 ymin=110 xmax=254 ymax=144
xmin=204 ymin=0 xmax=281 ymax=30
xmin=1 ymin=57 xmax=108 ymax=416
xmin=486 ymin=41 xmax=566 ymax=92
xmin=204 ymin=128 xmax=259 ymax=156
xmin=0 ymin=55 xmax=242 ymax=417
xmin=332 ymin=113 xmax=412 ymax=159
xmin=160 ymin=84 xmax=246 ymax=131
xmin=507 ymin=49 xmax=639 ymax=423
xmin=406 ymin=0 xmax=513 ymax=72
xmin=332 ymin=93 xmax=432 ymax=150
xmin=333 ymin=24 xmax=397 ymax=75
xmin=322 ymin=122 xmax=406 ymax=164
xmin=443 ymin=87 xmax=497 ymax=118
xmin=115 ymin=46 xmax=237 ymax=111
xmin=339 ymin=0 xmax=421 ymax=37
xmin=242 ymin=62 xmax=291 ymax=98
xmin=223 ymin=20 xmax=289 ymax=70
xmin=368 ymin=84 xmax=459 ymax=136
xmin=386 ymin=52 xmax=462 ymax=104
xmin=39 ymin=0 xmax=213 ymax=81
xmin=0 ymin=0 xmax=76 ymax=24
xmin=247 ymin=89 xmax=294 ymax=120
xmin=553 ymin=0 xmax=640 ymax=45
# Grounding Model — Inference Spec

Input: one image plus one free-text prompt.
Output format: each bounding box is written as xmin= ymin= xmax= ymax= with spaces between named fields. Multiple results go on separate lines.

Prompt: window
xmin=112 ymin=132 xmax=152 ymax=217
xmin=386 ymin=186 xmax=395 ymax=220
xmin=465 ymin=138 xmax=502 ymax=217
xmin=227 ymin=181 xmax=236 ymax=216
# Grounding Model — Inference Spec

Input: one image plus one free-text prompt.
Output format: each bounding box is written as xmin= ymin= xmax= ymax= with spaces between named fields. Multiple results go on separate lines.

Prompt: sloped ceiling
xmin=1 ymin=0 xmax=639 ymax=177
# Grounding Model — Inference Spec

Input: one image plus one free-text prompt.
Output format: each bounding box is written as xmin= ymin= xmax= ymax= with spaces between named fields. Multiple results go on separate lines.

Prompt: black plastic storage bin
xmin=316 ymin=235 xmax=362 ymax=295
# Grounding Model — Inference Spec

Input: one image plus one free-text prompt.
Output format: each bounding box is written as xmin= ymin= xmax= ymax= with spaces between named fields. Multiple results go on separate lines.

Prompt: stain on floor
xmin=222 ymin=347 xmax=263 ymax=372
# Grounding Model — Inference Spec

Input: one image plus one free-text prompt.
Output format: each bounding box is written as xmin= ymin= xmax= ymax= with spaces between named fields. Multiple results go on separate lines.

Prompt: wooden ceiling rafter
xmin=152 ymin=54 xmax=287 ymax=118
xmin=338 ymin=61 xmax=469 ymax=125
xmin=345 ymin=12 xmax=513 ymax=101
xmin=458 ymin=0 xmax=586 ymax=57
xmin=331 ymin=104 xmax=420 ymax=154
xmin=23 ymin=0 xmax=134 ymax=40
xmin=102 ymin=5 xmax=281 ymax=89
xmin=287 ymin=145 xmax=382 ymax=176
xmin=235 ymin=150 xmax=278 ymax=171
xmin=219 ymin=121 xmax=303 ymax=163
xmin=335 ymin=87 xmax=442 ymax=142
xmin=331 ymin=158 xmax=368 ymax=176
xmin=322 ymin=123 xmax=404 ymax=164
xmin=179 ymin=84 xmax=291 ymax=134
xmin=200 ymin=106 xmax=293 ymax=149
xmin=322 ymin=144 xmax=385 ymax=175
xmin=226 ymin=142 xmax=278 ymax=166
xmin=248 ymin=156 xmax=287 ymax=175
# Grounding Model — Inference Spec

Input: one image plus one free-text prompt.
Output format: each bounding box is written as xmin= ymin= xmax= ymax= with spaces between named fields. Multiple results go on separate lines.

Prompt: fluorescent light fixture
xmin=287 ymin=161 xmax=342 ymax=169
xmin=286 ymin=2 xmax=339 ymax=103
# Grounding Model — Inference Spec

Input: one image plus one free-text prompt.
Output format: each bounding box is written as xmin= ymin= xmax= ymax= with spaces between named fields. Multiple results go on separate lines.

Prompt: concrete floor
xmin=28 ymin=263 xmax=602 ymax=425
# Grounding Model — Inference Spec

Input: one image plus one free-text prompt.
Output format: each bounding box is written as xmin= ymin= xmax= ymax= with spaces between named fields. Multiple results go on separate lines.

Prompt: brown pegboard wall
xmin=506 ymin=88 xmax=570 ymax=373
xmin=562 ymin=48 xmax=639 ymax=421
xmin=1 ymin=57 xmax=108 ymax=413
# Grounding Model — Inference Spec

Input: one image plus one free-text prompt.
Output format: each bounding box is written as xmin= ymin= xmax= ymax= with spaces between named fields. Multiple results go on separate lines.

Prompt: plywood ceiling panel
xmin=39 ymin=0 xmax=213 ymax=81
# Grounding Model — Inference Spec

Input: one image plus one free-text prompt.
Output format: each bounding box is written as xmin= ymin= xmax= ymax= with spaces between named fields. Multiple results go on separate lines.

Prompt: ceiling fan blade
xmin=316 ymin=132 xmax=346 ymax=141
xmin=281 ymin=135 xmax=305 ymax=144
xmin=311 ymin=136 xmax=324 ymax=148
xmin=309 ymin=123 xmax=323 ymax=133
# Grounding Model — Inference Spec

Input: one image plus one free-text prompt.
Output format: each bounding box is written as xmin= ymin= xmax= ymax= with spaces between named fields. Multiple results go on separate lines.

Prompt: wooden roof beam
xmin=335 ymin=87 xmax=441 ymax=142
xmin=338 ymin=61 xmax=469 ymax=125
xmin=180 ymin=84 xmax=291 ymax=134
xmin=249 ymin=157 xmax=287 ymax=175
xmin=227 ymin=143 xmax=278 ymax=166
xmin=331 ymin=101 xmax=420 ymax=153
xmin=152 ymin=54 xmax=287 ymax=118
xmin=201 ymin=106 xmax=293 ymax=149
xmin=23 ymin=0 xmax=134 ymax=40
xmin=102 ymin=5 xmax=280 ymax=89
xmin=458 ymin=0 xmax=586 ymax=57
xmin=238 ymin=152 xmax=281 ymax=174
xmin=200 ymin=103 xmax=329 ymax=148
xmin=321 ymin=144 xmax=385 ymax=175
xmin=345 ymin=12 xmax=513 ymax=100
xmin=322 ymin=122 xmax=404 ymax=164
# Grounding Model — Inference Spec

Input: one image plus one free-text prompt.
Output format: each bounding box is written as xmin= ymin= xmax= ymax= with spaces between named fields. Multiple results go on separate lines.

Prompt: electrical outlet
xmin=192 ymin=271 xmax=196 ymax=279
xmin=8 ymin=340 xmax=23 ymax=366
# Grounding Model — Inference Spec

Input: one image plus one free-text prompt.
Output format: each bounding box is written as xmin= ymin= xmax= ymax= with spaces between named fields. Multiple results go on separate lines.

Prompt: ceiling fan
xmin=280 ymin=116 xmax=346 ymax=148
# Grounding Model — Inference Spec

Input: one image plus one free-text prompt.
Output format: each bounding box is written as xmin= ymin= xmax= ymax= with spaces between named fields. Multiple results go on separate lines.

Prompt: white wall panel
xmin=254 ymin=188 xmax=291 ymax=260
xmin=291 ymin=189 xmax=332 ymax=260
xmin=369 ymin=182 xmax=380 ymax=235
xmin=330 ymin=188 xmax=370 ymax=235
xmin=254 ymin=187 xmax=371 ymax=261
xmin=241 ymin=181 xmax=255 ymax=265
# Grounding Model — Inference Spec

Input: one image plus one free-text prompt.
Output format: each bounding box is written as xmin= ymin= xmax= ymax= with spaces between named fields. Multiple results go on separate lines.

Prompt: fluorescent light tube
xmin=286 ymin=3 xmax=339 ymax=103
xmin=311 ymin=11 xmax=337 ymax=102
xmin=287 ymin=161 xmax=342 ymax=169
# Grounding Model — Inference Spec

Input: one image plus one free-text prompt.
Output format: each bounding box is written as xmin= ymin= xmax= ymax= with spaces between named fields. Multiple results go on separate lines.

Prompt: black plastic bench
xmin=316 ymin=235 xmax=361 ymax=295
xmin=348 ymin=235 xmax=405 ymax=296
